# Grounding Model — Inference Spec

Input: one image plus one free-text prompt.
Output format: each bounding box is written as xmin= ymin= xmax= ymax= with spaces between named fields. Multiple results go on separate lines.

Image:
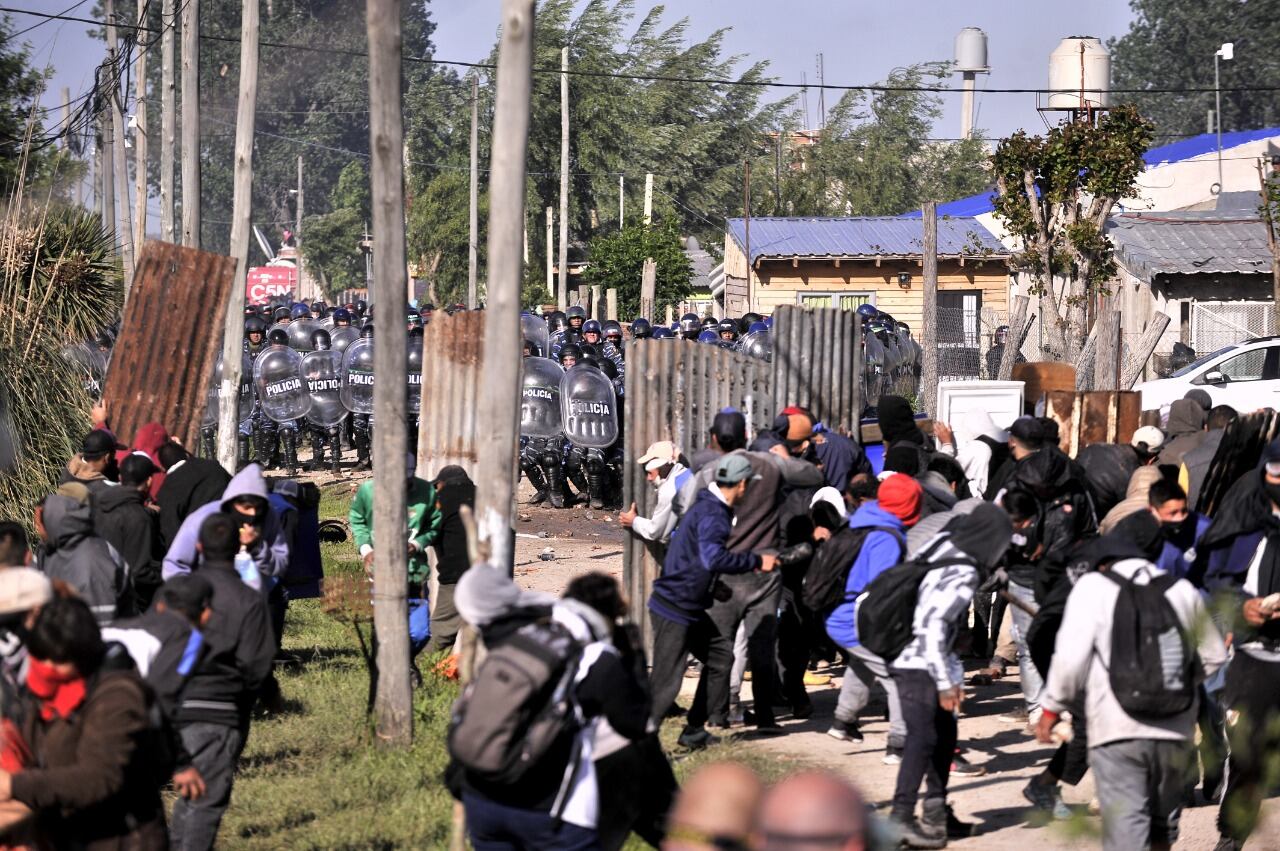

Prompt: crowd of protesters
xmin=5 ymin=381 xmax=1280 ymax=851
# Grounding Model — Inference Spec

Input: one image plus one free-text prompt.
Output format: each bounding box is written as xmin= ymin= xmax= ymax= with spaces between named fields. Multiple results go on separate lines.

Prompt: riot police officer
xmin=254 ymin=328 xmax=306 ymax=473
xmin=558 ymin=344 xmax=580 ymax=369
xmin=630 ymin=317 xmax=652 ymax=341
xmin=302 ymin=328 xmax=346 ymax=471
xmin=678 ymin=313 xmax=701 ymax=340
xmin=566 ymin=304 xmax=587 ymax=332
xmin=520 ymin=354 xmax=569 ymax=508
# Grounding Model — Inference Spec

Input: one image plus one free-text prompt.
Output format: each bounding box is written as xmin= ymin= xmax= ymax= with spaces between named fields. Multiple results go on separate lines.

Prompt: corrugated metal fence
xmin=102 ymin=242 xmax=236 ymax=450
xmin=771 ymin=304 xmax=864 ymax=434
xmin=416 ymin=310 xmax=485 ymax=480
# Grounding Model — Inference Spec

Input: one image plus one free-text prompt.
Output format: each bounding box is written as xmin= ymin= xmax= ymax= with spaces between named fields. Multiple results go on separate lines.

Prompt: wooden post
xmin=180 ymin=0 xmax=200 ymax=248
xmin=295 ymin=155 xmax=305 ymax=300
xmin=105 ymin=0 xmax=134 ymax=286
xmin=468 ymin=75 xmax=480 ymax=309
xmin=1094 ymin=308 xmax=1122 ymax=391
xmin=557 ymin=46 xmax=570 ymax=312
xmin=160 ymin=0 xmax=176 ymax=242
xmin=643 ymin=172 xmax=653 ymax=225
xmin=606 ymin=287 xmax=617 ymax=321
xmin=998 ymin=294 xmax=1030 ymax=381
xmin=618 ymin=174 xmax=624 ymax=229
xmin=215 ymin=0 xmax=259 ymax=476
xmin=590 ymin=284 xmax=601 ymax=320
xmin=545 ymin=206 xmax=553 ymax=297
xmin=640 ymin=258 xmax=656 ymax=320
xmin=920 ymin=201 xmax=938 ymax=416
xmin=367 ymin=0 xmax=412 ymax=746
xmin=1120 ymin=313 xmax=1171 ymax=389
xmin=132 ymin=0 xmax=148 ymax=250
xmin=100 ymin=110 xmax=115 ymax=252
xmin=743 ymin=160 xmax=752 ymax=309
xmin=476 ymin=0 xmax=535 ymax=575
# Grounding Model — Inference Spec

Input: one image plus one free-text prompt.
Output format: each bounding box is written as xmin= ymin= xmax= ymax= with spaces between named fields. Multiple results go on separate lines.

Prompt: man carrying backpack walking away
xmin=819 ymin=473 xmax=920 ymax=763
xmin=882 ymin=503 xmax=1014 ymax=848
xmin=1036 ymin=536 xmax=1226 ymax=851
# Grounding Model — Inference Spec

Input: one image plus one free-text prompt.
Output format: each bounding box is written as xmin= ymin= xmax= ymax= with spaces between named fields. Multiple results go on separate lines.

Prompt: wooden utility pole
xmin=295 ymin=155 xmax=306 ymax=301
xmin=180 ymin=0 xmax=201 ymax=248
xmin=643 ymin=172 xmax=653 ymax=225
xmin=105 ymin=0 xmax=134 ymax=286
xmin=160 ymin=0 xmax=176 ymax=241
xmin=545 ymin=206 xmax=553 ymax=296
xmin=100 ymin=109 xmax=114 ymax=250
xmin=557 ymin=46 xmax=570 ymax=311
xmin=1094 ymin=307 xmax=1122 ymax=391
xmin=367 ymin=0 xmax=412 ymax=746
xmin=743 ymin=160 xmax=751 ymax=307
xmin=920 ymin=201 xmax=939 ymax=417
xmin=476 ymin=0 xmax=535 ymax=574
xmin=640 ymin=258 xmax=656 ymax=320
xmin=215 ymin=0 xmax=259 ymax=475
xmin=468 ymin=75 xmax=479 ymax=309
xmin=133 ymin=0 xmax=148 ymax=251
xmin=618 ymin=174 xmax=624 ymax=229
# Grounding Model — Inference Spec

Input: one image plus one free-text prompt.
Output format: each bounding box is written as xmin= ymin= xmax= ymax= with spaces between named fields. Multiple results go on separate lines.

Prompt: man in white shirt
xmin=619 ymin=441 xmax=690 ymax=546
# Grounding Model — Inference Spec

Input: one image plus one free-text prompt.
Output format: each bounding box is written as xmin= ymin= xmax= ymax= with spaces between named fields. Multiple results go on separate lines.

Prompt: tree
xmin=300 ymin=160 xmax=369 ymax=296
xmin=582 ymin=218 xmax=693 ymax=319
xmin=989 ymin=105 xmax=1154 ymax=360
xmin=406 ymin=169 xmax=487 ymax=308
xmin=1110 ymin=0 xmax=1280 ymax=138
xmin=0 ymin=16 xmax=79 ymax=196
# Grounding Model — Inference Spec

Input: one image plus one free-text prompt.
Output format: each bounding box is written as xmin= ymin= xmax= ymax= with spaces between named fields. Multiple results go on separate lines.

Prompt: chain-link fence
xmin=935 ymin=305 xmax=1042 ymax=381
xmin=1150 ymin=301 xmax=1275 ymax=377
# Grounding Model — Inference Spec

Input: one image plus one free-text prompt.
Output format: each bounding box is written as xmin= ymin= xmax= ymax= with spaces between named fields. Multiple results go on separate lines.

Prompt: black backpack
xmin=801 ymin=525 xmax=903 ymax=615
xmin=1103 ymin=571 xmax=1197 ymax=718
xmin=447 ymin=619 xmax=583 ymax=785
xmin=855 ymin=554 xmax=969 ymax=661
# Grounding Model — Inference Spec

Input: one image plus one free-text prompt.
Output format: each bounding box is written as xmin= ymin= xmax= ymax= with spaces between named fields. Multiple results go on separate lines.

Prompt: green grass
xmin=215 ymin=484 xmax=806 ymax=849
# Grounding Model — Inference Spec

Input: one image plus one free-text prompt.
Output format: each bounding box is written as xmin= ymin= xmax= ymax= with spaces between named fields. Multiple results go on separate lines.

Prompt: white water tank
xmin=955 ymin=27 xmax=989 ymax=73
xmin=1047 ymin=36 xmax=1110 ymax=110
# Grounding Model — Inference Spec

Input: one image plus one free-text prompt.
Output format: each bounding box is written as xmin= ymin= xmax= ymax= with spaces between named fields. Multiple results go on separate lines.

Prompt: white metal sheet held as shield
xmin=560 ymin=364 xmax=619 ymax=448
xmin=339 ymin=337 xmax=375 ymax=415
xmin=521 ymin=356 xmax=564 ymax=439
xmin=302 ymin=350 xmax=347 ymax=428
xmin=254 ymin=345 xmax=312 ymax=423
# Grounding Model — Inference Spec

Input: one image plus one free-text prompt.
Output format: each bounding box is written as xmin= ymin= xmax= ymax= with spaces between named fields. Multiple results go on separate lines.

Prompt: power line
xmin=5 ymin=6 xmax=1280 ymax=98
xmin=2 ymin=0 xmax=89 ymax=41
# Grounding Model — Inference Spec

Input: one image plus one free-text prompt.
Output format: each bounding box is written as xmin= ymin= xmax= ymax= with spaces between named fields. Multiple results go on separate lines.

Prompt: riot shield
xmin=739 ymin=330 xmax=773 ymax=362
xmin=520 ymin=357 xmax=564 ymax=439
xmin=318 ymin=315 xmax=335 ymax=330
xmin=253 ymin=345 xmax=313 ymax=423
xmin=521 ymin=313 xmax=550 ymax=358
xmin=287 ymin=318 xmax=322 ymax=353
xmin=330 ymin=325 xmax=359 ymax=354
xmin=407 ymin=338 xmax=423 ymax=416
xmin=202 ymin=353 xmax=254 ymax=428
xmin=302 ymin=350 xmax=347 ymax=427
xmin=339 ymin=338 xmax=375 ymax=415
xmin=560 ymin=365 xmax=619 ymax=449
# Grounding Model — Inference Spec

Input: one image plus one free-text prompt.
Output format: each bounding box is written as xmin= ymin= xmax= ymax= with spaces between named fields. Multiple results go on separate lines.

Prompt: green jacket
xmin=349 ymin=477 xmax=441 ymax=586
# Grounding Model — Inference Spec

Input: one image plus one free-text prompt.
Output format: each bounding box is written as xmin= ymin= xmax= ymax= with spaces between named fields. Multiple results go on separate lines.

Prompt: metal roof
xmin=1107 ymin=213 xmax=1274 ymax=279
xmin=901 ymin=126 xmax=1280 ymax=219
xmin=726 ymin=216 xmax=1008 ymax=264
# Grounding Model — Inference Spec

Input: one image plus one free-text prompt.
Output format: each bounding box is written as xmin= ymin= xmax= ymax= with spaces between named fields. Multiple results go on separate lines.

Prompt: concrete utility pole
xmin=618 ymin=174 xmax=624 ymax=229
xmin=366 ymin=0 xmax=413 ymax=746
xmin=100 ymin=109 xmax=114 ymax=251
xmin=476 ymin=0 xmax=536 ymax=573
xmin=105 ymin=0 xmax=134 ymax=286
xmin=468 ymin=74 xmax=479 ymax=309
xmin=216 ymin=0 xmax=259 ymax=476
xmin=920 ymin=201 xmax=939 ymax=417
xmin=295 ymin=155 xmax=306 ymax=300
xmin=160 ymin=0 xmax=176 ymax=241
xmin=643 ymin=172 xmax=652 ymax=225
xmin=180 ymin=0 xmax=201 ymax=248
xmin=133 ymin=0 xmax=148 ymax=251
xmin=557 ymin=46 xmax=570 ymax=311
xmin=545 ymin=206 xmax=553 ymax=297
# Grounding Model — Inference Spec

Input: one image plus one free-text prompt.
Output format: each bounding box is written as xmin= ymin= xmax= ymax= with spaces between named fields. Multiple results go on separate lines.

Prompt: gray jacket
xmin=38 ymin=493 xmax=127 ymax=625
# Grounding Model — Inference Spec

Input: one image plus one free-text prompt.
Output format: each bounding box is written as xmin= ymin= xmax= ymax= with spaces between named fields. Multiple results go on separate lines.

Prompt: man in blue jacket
xmin=1146 ymin=479 xmax=1209 ymax=580
xmin=648 ymin=454 xmax=778 ymax=750
xmin=825 ymin=473 xmax=921 ymax=764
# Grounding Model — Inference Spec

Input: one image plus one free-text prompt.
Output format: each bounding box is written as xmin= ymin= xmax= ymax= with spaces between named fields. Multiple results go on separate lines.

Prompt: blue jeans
xmin=1008 ymin=581 xmax=1044 ymax=712
xmin=463 ymin=791 xmax=601 ymax=851
xmin=409 ymin=597 xmax=431 ymax=657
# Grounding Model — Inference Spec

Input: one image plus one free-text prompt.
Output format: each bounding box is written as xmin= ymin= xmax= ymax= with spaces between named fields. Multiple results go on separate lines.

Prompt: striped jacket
xmin=890 ymin=534 xmax=980 ymax=691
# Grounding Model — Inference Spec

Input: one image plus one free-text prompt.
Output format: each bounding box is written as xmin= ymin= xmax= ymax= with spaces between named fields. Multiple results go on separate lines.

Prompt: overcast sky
xmin=13 ymin=0 xmax=1138 ymax=149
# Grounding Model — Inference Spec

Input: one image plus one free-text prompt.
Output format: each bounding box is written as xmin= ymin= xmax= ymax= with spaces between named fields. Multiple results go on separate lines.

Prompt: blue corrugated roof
xmin=900 ymin=126 xmax=1280 ymax=219
xmin=726 ymin=216 xmax=1008 ymax=264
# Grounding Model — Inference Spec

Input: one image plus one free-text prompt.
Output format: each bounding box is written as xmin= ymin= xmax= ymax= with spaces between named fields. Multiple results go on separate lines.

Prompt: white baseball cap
xmin=1130 ymin=426 xmax=1166 ymax=455
xmin=637 ymin=440 xmax=678 ymax=472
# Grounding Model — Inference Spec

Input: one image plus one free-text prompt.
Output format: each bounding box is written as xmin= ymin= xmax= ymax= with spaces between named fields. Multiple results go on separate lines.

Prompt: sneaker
xmin=1022 ymin=780 xmax=1071 ymax=821
xmin=998 ymin=706 xmax=1029 ymax=724
xmin=827 ymin=719 xmax=864 ymax=742
xmin=790 ymin=701 xmax=814 ymax=721
xmin=950 ymin=753 xmax=986 ymax=777
xmin=676 ymin=727 xmax=718 ymax=750
xmin=890 ymin=814 xmax=947 ymax=850
xmin=882 ymin=746 xmax=904 ymax=766
xmin=923 ymin=799 xmax=976 ymax=839
xmin=803 ymin=671 xmax=832 ymax=686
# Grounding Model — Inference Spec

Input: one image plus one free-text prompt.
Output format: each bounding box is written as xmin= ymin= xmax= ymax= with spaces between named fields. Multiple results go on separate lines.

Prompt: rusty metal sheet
xmin=101 ymin=241 xmax=236 ymax=451
xmin=416 ymin=311 xmax=484 ymax=480
xmin=1044 ymin=391 xmax=1079 ymax=456
xmin=1043 ymin=390 xmax=1142 ymax=456
xmin=1013 ymin=362 xmax=1076 ymax=411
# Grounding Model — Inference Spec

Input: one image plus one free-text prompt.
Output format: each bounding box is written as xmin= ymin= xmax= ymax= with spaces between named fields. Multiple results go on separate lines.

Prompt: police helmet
xmin=697 ymin=329 xmax=719 ymax=344
xmin=566 ymin=305 xmax=587 ymax=325
xmin=717 ymin=319 xmax=739 ymax=341
xmin=738 ymin=312 xmax=763 ymax=334
xmin=360 ymin=324 xmax=375 ymax=339
xmin=311 ymin=329 xmax=332 ymax=351
xmin=630 ymin=318 xmax=652 ymax=339
xmin=332 ymin=308 xmax=352 ymax=326
xmin=267 ymin=328 xmax=290 ymax=346
xmin=290 ymin=303 xmax=312 ymax=320
xmin=548 ymin=311 xmax=568 ymax=333
xmin=579 ymin=342 xmax=599 ymax=359
xmin=578 ymin=354 xmax=601 ymax=369
xmin=679 ymin=313 xmax=701 ymax=337
xmin=856 ymin=303 xmax=878 ymax=320
xmin=597 ymin=359 xmax=619 ymax=381
xmin=602 ymin=320 xmax=623 ymax=341
xmin=701 ymin=316 xmax=719 ymax=329
xmin=582 ymin=319 xmax=603 ymax=339
xmin=245 ymin=316 xmax=267 ymax=337
xmin=273 ymin=306 xmax=291 ymax=324
xmin=651 ymin=326 xmax=675 ymax=340
xmin=558 ymin=344 xmax=581 ymax=365
xmin=748 ymin=321 xmax=769 ymax=334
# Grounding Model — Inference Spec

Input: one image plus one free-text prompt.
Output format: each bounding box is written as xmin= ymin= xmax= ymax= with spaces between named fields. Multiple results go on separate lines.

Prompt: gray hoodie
xmin=38 ymin=493 xmax=127 ymax=624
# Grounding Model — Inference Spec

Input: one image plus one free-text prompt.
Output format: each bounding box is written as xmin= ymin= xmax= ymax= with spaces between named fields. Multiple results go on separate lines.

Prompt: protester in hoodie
xmin=95 ymin=453 xmax=165 ymax=610
xmin=1146 ymin=479 xmax=1209 ymax=580
xmin=169 ymin=513 xmax=276 ymax=851
xmin=878 ymin=395 xmax=933 ymax=475
xmin=1036 ymin=544 xmax=1226 ymax=851
xmin=917 ymin=456 xmax=963 ymax=516
xmin=155 ymin=443 xmax=232 ymax=549
xmin=1192 ymin=440 xmax=1280 ymax=850
xmin=1098 ymin=465 xmax=1164 ymax=535
xmin=1180 ymin=405 xmax=1237 ymax=507
xmin=1076 ymin=424 xmax=1165 ymax=519
xmin=162 ymin=463 xmax=290 ymax=584
xmin=824 ymin=474 xmax=920 ymax=763
xmin=811 ymin=420 xmax=872 ymax=493
xmin=59 ymin=429 xmax=124 ymax=502
xmin=889 ymin=504 xmax=1013 ymax=848
xmin=35 ymin=484 xmax=128 ymax=625
xmin=934 ymin=410 xmax=1008 ymax=499
xmin=620 ymin=441 xmax=692 ymax=546
xmin=3 ymin=595 xmax=169 ymax=849
xmin=687 ymin=409 xmax=747 ymax=473
xmin=1157 ymin=397 xmax=1207 ymax=472
xmin=423 ymin=465 xmax=476 ymax=656
xmin=986 ymin=417 xmax=1043 ymax=501
xmin=648 ymin=454 xmax=778 ymax=749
